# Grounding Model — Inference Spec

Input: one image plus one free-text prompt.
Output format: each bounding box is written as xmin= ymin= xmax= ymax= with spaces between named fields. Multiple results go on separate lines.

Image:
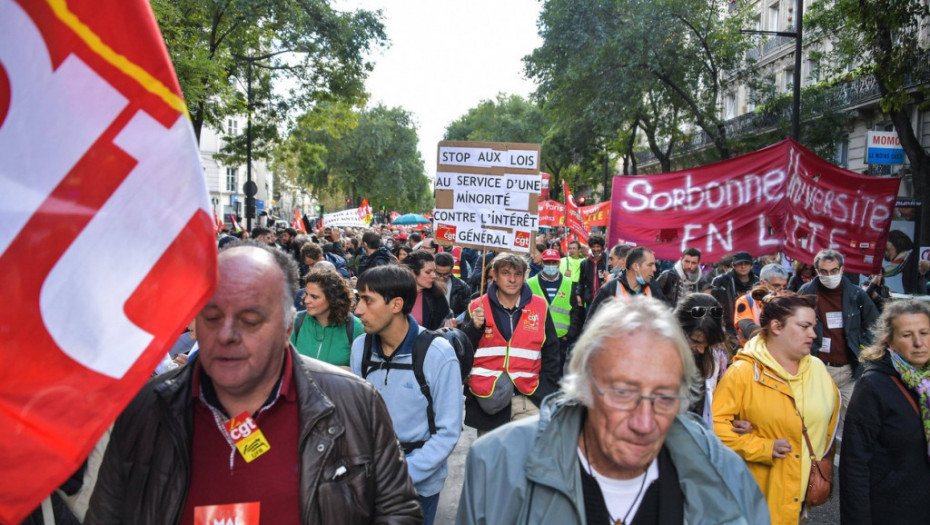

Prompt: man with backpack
xmin=350 ymin=265 xmax=464 ymax=525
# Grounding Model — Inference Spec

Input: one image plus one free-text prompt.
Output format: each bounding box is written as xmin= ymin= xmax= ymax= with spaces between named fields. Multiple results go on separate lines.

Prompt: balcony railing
xmin=633 ymin=72 xmax=889 ymax=165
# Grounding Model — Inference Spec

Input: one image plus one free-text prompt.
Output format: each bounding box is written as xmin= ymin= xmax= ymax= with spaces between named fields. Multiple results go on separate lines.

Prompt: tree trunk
xmin=888 ymin=108 xmax=930 ymax=243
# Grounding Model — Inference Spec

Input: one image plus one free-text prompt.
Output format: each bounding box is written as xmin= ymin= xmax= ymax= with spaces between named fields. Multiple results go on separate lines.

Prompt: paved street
xmin=433 ymin=425 xmax=840 ymax=524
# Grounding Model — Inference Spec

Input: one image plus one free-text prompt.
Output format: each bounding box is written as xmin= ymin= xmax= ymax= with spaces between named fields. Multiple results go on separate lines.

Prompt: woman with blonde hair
xmin=713 ymin=289 xmax=840 ymax=525
xmin=840 ymin=299 xmax=930 ymax=524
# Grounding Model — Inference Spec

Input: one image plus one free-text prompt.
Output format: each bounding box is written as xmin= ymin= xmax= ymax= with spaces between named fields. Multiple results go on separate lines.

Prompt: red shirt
xmin=180 ymin=350 xmax=301 ymax=525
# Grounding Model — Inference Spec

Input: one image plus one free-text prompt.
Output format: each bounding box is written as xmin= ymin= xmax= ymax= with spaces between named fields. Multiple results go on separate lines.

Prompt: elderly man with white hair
xmin=456 ymin=297 xmax=768 ymax=525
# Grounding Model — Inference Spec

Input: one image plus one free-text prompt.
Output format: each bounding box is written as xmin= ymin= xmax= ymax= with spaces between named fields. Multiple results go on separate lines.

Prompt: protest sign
xmin=608 ymin=138 xmax=901 ymax=274
xmin=434 ymin=141 xmax=541 ymax=254
xmin=562 ymin=180 xmax=589 ymax=243
xmin=323 ymin=207 xmax=371 ymax=228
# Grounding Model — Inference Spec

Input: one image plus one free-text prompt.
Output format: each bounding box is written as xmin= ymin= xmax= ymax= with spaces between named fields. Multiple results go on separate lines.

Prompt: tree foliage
xmin=807 ymin=0 xmax=930 ymax=241
xmin=526 ymin=0 xmax=754 ymax=166
xmin=289 ymin=104 xmax=431 ymax=212
xmin=150 ymin=0 xmax=386 ymax=156
xmin=443 ymin=93 xmax=606 ymax=201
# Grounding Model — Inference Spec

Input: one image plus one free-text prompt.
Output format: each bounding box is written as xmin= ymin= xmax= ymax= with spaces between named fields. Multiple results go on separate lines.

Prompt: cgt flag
xmin=0 ymin=0 xmax=217 ymax=522
xmin=562 ymin=180 xmax=589 ymax=244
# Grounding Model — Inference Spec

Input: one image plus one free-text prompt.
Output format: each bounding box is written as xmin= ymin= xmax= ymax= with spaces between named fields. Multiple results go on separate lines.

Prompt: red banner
xmin=562 ymin=180 xmax=589 ymax=243
xmin=608 ymin=139 xmax=900 ymax=273
xmin=0 ymin=1 xmax=217 ymax=522
xmin=539 ymin=200 xmax=609 ymax=230
xmin=581 ymin=201 xmax=610 ymax=228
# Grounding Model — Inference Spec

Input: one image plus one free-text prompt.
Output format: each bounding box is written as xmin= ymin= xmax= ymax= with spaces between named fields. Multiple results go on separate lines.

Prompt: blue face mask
xmin=610 ymin=268 xmax=622 ymax=278
xmin=635 ymin=270 xmax=646 ymax=286
xmin=542 ymin=265 xmax=560 ymax=277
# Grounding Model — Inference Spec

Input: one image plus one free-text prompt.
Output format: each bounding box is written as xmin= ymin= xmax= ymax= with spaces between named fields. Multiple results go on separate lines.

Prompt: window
xmin=807 ymin=57 xmax=820 ymax=83
xmin=768 ymin=3 xmax=780 ymax=32
xmin=784 ymin=69 xmax=794 ymax=93
xmin=227 ymin=119 xmax=238 ymax=136
xmin=834 ymin=135 xmax=849 ymax=168
xmin=745 ymin=87 xmax=756 ymax=112
xmin=226 ymin=167 xmax=238 ymax=192
xmin=724 ymin=93 xmax=736 ymax=120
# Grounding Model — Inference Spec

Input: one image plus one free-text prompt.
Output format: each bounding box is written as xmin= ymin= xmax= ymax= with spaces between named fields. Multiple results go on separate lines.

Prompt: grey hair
xmin=813 ymin=249 xmax=844 ymax=270
xmin=759 ymin=263 xmax=788 ymax=282
xmin=561 ymin=296 xmax=696 ymax=410
xmin=860 ymin=299 xmax=930 ymax=362
xmin=219 ymin=241 xmax=299 ymax=329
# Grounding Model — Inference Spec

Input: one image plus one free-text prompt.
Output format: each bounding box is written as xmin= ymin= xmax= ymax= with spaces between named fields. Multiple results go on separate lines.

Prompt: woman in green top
xmin=291 ymin=268 xmax=364 ymax=369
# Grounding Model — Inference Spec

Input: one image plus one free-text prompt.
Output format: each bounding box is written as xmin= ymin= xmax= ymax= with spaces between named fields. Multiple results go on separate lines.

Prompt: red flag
xmin=229 ymin=214 xmax=242 ymax=233
xmin=292 ymin=209 xmax=306 ymax=232
xmin=0 ymin=1 xmax=217 ymax=522
xmin=562 ymin=180 xmax=590 ymax=243
xmin=359 ymin=197 xmax=373 ymax=225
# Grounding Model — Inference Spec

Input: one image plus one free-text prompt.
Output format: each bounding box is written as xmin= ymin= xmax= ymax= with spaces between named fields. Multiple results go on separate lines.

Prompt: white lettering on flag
xmin=0 ymin=0 xmax=127 ymax=254
xmin=40 ymin=112 xmax=209 ymax=378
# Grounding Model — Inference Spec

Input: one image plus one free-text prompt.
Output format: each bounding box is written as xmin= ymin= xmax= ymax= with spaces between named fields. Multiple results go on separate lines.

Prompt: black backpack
xmin=361 ymin=327 xmax=473 ymax=452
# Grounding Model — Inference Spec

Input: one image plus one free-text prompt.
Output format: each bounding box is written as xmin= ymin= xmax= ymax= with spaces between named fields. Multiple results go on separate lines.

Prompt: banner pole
xmin=480 ymin=246 xmax=488 ymax=295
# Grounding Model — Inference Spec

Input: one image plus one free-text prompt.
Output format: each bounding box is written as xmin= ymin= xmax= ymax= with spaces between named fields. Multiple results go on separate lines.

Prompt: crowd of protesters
xmin=31 ymin=217 xmax=930 ymax=525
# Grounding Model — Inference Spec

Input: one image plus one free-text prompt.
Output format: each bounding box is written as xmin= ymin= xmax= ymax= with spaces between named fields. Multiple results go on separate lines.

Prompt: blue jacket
xmin=456 ymin=393 xmax=769 ymax=525
xmin=350 ymin=316 xmax=463 ymax=497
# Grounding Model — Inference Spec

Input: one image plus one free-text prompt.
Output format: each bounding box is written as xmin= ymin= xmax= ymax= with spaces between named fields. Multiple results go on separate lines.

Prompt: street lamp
xmin=232 ymin=49 xmax=301 ymax=231
xmin=739 ymin=0 xmax=803 ymax=140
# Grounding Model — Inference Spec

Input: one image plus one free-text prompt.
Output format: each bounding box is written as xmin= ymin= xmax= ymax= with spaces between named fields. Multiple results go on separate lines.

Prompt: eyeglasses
xmin=689 ymin=306 xmax=722 ymax=319
xmin=590 ymin=376 xmax=684 ymax=415
xmin=434 ymin=270 xmax=452 ymax=279
xmin=818 ymin=267 xmax=843 ymax=276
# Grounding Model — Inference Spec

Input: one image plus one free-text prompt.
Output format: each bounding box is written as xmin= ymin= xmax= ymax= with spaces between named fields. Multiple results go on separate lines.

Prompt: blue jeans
xmin=420 ymin=493 xmax=439 ymax=525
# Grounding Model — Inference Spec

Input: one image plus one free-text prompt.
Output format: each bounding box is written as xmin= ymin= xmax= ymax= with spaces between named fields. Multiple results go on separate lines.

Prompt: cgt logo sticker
xmin=437 ymin=223 xmax=457 ymax=242
xmin=513 ymin=230 xmax=531 ymax=250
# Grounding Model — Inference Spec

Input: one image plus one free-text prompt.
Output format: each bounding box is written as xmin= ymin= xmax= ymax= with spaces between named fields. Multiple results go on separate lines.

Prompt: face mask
xmin=542 ymin=265 xmax=560 ymax=277
xmin=635 ymin=270 xmax=646 ymax=286
xmin=820 ymin=273 xmax=842 ymax=289
xmin=385 ymin=241 xmax=394 ymax=249
xmin=610 ymin=268 xmax=622 ymax=278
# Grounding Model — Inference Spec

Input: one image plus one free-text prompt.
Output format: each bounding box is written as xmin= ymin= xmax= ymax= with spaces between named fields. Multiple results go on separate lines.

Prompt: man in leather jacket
xmin=86 ymin=242 xmax=421 ymax=525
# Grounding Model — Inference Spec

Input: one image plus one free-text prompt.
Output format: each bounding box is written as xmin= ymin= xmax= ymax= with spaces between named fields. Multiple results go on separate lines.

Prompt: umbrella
xmin=392 ymin=213 xmax=431 ymax=225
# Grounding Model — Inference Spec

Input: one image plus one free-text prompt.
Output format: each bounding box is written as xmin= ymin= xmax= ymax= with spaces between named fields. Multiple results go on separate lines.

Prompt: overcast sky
xmin=335 ymin=0 xmax=543 ymax=178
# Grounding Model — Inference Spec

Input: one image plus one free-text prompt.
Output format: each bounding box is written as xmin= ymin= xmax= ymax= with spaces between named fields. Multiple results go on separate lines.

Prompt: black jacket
xmin=840 ymin=355 xmax=930 ymax=525
xmin=586 ymin=274 xmax=667 ymax=324
xmin=420 ymin=285 xmax=452 ymax=330
xmin=461 ymin=283 xmax=562 ymax=431
xmin=357 ymin=246 xmax=396 ymax=276
xmin=578 ymin=255 xmax=608 ymax=306
xmin=446 ymin=276 xmax=471 ymax=317
xmin=711 ymin=270 xmax=759 ymax=336
xmin=86 ymin=347 xmax=421 ymax=525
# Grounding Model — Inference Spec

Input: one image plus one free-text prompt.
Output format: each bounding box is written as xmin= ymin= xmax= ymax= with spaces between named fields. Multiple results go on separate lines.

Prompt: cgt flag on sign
xmin=0 ymin=0 xmax=217 ymax=522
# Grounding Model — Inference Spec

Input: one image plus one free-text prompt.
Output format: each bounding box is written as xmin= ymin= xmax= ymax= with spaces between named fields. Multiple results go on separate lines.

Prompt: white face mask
xmin=820 ymin=273 xmax=842 ymax=289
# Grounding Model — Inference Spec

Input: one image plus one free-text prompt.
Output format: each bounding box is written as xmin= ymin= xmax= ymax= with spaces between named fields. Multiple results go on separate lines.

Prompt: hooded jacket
xmin=456 ymin=393 xmax=771 ymax=525
xmin=839 ymin=354 xmax=930 ymax=525
xmin=712 ymin=336 xmax=840 ymax=525
xmin=85 ymin=347 xmax=421 ymax=525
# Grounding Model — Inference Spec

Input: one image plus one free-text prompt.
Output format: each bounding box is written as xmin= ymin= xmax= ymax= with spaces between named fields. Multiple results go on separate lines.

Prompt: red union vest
xmin=468 ymin=293 xmax=548 ymax=397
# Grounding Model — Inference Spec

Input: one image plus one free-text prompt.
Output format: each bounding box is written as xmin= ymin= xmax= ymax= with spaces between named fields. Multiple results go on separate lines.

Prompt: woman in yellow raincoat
xmin=713 ymin=289 xmax=840 ymax=525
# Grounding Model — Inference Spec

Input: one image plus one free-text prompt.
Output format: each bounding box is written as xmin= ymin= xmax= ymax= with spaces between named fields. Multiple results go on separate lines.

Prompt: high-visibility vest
xmin=451 ymin=246 xmax=463 ymax=278
xmin=559 ymin=256 xmax=583 ymax=283
xmin=468 ymin=294 xmax=548 ymax=397
xmin=615 ymin=281 xmax=651 ymax=301
xmin=734 ymin=292 xmax=762 ymax=343
xmin=527 ymin=275 xmax=572 ymax=338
